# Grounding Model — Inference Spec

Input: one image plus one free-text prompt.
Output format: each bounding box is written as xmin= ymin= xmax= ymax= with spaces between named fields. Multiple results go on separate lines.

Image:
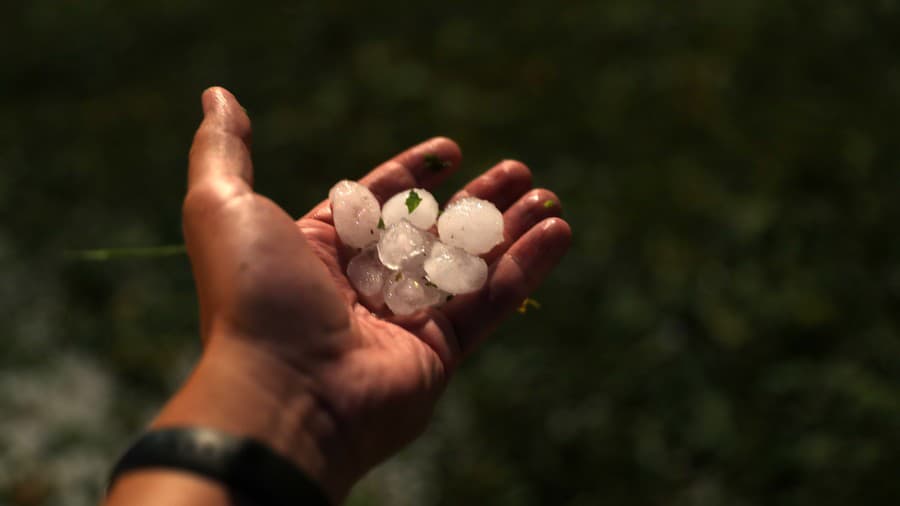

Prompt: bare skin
xmin=105 ymin=87 xmax=572 ymax=505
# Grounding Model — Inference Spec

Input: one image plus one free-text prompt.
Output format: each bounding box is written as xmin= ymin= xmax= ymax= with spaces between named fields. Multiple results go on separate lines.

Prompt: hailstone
xmin=384 ymin=273 xmax=445 ymax=316
xmin=424 ymin=241 xmax=488 ymax=294
xmin=377 ymin=220 xmax=434 ymax=271
xmin=381 ymin=188 xmax=439 ymax=230
xmin=437 ymin=197 xmax=504 ymax=255
xmin=346 ymin=246 xmax=390 ymax=296
xmin=329 ymin=180 xmax=381 ymax=248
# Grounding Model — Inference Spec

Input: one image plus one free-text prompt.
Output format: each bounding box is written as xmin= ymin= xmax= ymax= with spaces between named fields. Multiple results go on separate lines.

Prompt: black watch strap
xmin=108 ymin=427 xmax=330 ymax=506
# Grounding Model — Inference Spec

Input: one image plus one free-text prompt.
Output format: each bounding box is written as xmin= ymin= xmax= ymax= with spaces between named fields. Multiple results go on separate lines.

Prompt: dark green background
xmin=2 ymin=1 xmax=899 ymax=505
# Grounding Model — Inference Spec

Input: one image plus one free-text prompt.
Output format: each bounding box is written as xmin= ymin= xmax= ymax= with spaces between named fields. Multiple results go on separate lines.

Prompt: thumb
xmin=180 ymin=87 xmax=350 ymax=344
xmin=182 ymin=86 xmax=256 ymax=340
xmin=188 ymin=86 xmax=254 ymax=190
xmin=183 ymin=87 xmax=255 ymax=238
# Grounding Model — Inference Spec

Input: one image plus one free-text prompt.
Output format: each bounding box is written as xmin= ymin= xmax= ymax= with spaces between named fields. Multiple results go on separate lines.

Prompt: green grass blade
xmin=64 ymin=244 xmax=187 ymax=261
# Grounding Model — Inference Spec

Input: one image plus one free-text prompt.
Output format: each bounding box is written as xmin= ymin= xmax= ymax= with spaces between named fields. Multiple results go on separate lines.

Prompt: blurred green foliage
xmin=2 ymin=1 xmax=900 ymax=505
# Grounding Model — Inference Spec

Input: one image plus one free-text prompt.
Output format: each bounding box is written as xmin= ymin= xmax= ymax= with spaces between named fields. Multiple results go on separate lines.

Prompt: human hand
xmin=116 ymin=87 xmax=571 ymax=504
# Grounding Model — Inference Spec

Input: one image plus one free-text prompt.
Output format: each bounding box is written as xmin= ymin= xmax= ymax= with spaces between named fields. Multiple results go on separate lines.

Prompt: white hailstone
xmin=377 ymin=220 xmax=434 ymax=271
xmin=398 ymin=248 xmax=429 ymax=279
xmin=381 ymin=188 xmax=440 ymax=230
xmin=346 ymin=247 xmax=389 ymax=296
xmin=329 ymin=180 xmax=381 ymax=248
xmin=424 ymin=241 xmax=488 ymax=294
xmin=437 ymin=197 xmax=504 ymax=255
xmin=383 ymin=273 xmax=445 ymax=316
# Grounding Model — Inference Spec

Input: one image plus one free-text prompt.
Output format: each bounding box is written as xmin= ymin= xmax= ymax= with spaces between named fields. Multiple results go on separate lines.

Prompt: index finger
xmin=303 ymin=137 xmax=461 ymax=222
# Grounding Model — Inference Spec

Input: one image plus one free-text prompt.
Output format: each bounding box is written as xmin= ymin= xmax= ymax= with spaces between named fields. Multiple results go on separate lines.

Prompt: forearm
xmin=106 ymin=470 xmax=254 ymax=506
xmin=105 ymin=337 xmax=353 ymax=505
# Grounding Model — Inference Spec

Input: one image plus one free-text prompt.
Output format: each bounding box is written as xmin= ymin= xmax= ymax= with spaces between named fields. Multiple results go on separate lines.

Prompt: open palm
xmin=182 ymin=87 xmax=571 ymax=494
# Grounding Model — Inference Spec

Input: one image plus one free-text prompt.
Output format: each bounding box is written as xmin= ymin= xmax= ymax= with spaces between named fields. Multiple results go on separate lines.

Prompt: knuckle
xmin=183 ymin=177 xmax=250 ymax=218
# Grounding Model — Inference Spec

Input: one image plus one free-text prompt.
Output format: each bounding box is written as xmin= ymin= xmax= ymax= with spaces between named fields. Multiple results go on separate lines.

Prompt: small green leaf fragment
xmin=405 ymin=190 xmax=422 ymax=213
xmin=424 ymin=280 xmax=437 ymax=288
xmin=394 ymin=271 xmax=403 ymax=281
xmin=543 ymin=199 xmax=556 ymax=209
xmin=424 ymin=153 xmax=450 ymax=172
xmin=377 ymin=217 xmax=385 ymax=229
xmin=517 ymin=297 xmax=541 ymax=314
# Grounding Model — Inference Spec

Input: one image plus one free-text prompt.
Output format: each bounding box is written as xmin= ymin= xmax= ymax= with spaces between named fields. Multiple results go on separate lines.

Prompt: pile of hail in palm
xmin=329 ymin=181 xmax=503 ymax=315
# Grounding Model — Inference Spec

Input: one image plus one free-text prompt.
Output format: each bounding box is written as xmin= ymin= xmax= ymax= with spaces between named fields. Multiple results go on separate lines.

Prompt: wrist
xmin=150 ymin=336 xmax=353 ymax=504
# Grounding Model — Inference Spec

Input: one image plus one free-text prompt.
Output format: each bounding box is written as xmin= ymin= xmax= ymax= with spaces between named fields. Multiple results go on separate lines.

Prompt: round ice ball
xmin=381 ymin=188 xmax=439 ymax=230
xmin=377 ymin=220 xmax=434 ymax=271
xmin=346 ymin=247 xmax=389 ymax=296
xmin=437 ymin=197 xmax=504 ymax=255
xmin=424 ymin=241 xmax=488 ymax=294
xmin=384 ymin=274 xmax=444 ymax=316
xmin=329 ymin=180 xmax=382 ymax=248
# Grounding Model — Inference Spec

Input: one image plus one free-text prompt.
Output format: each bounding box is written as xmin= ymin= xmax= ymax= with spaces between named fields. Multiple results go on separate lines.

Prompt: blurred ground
xmin=2 ymin=1 xmax=900 ymax=505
